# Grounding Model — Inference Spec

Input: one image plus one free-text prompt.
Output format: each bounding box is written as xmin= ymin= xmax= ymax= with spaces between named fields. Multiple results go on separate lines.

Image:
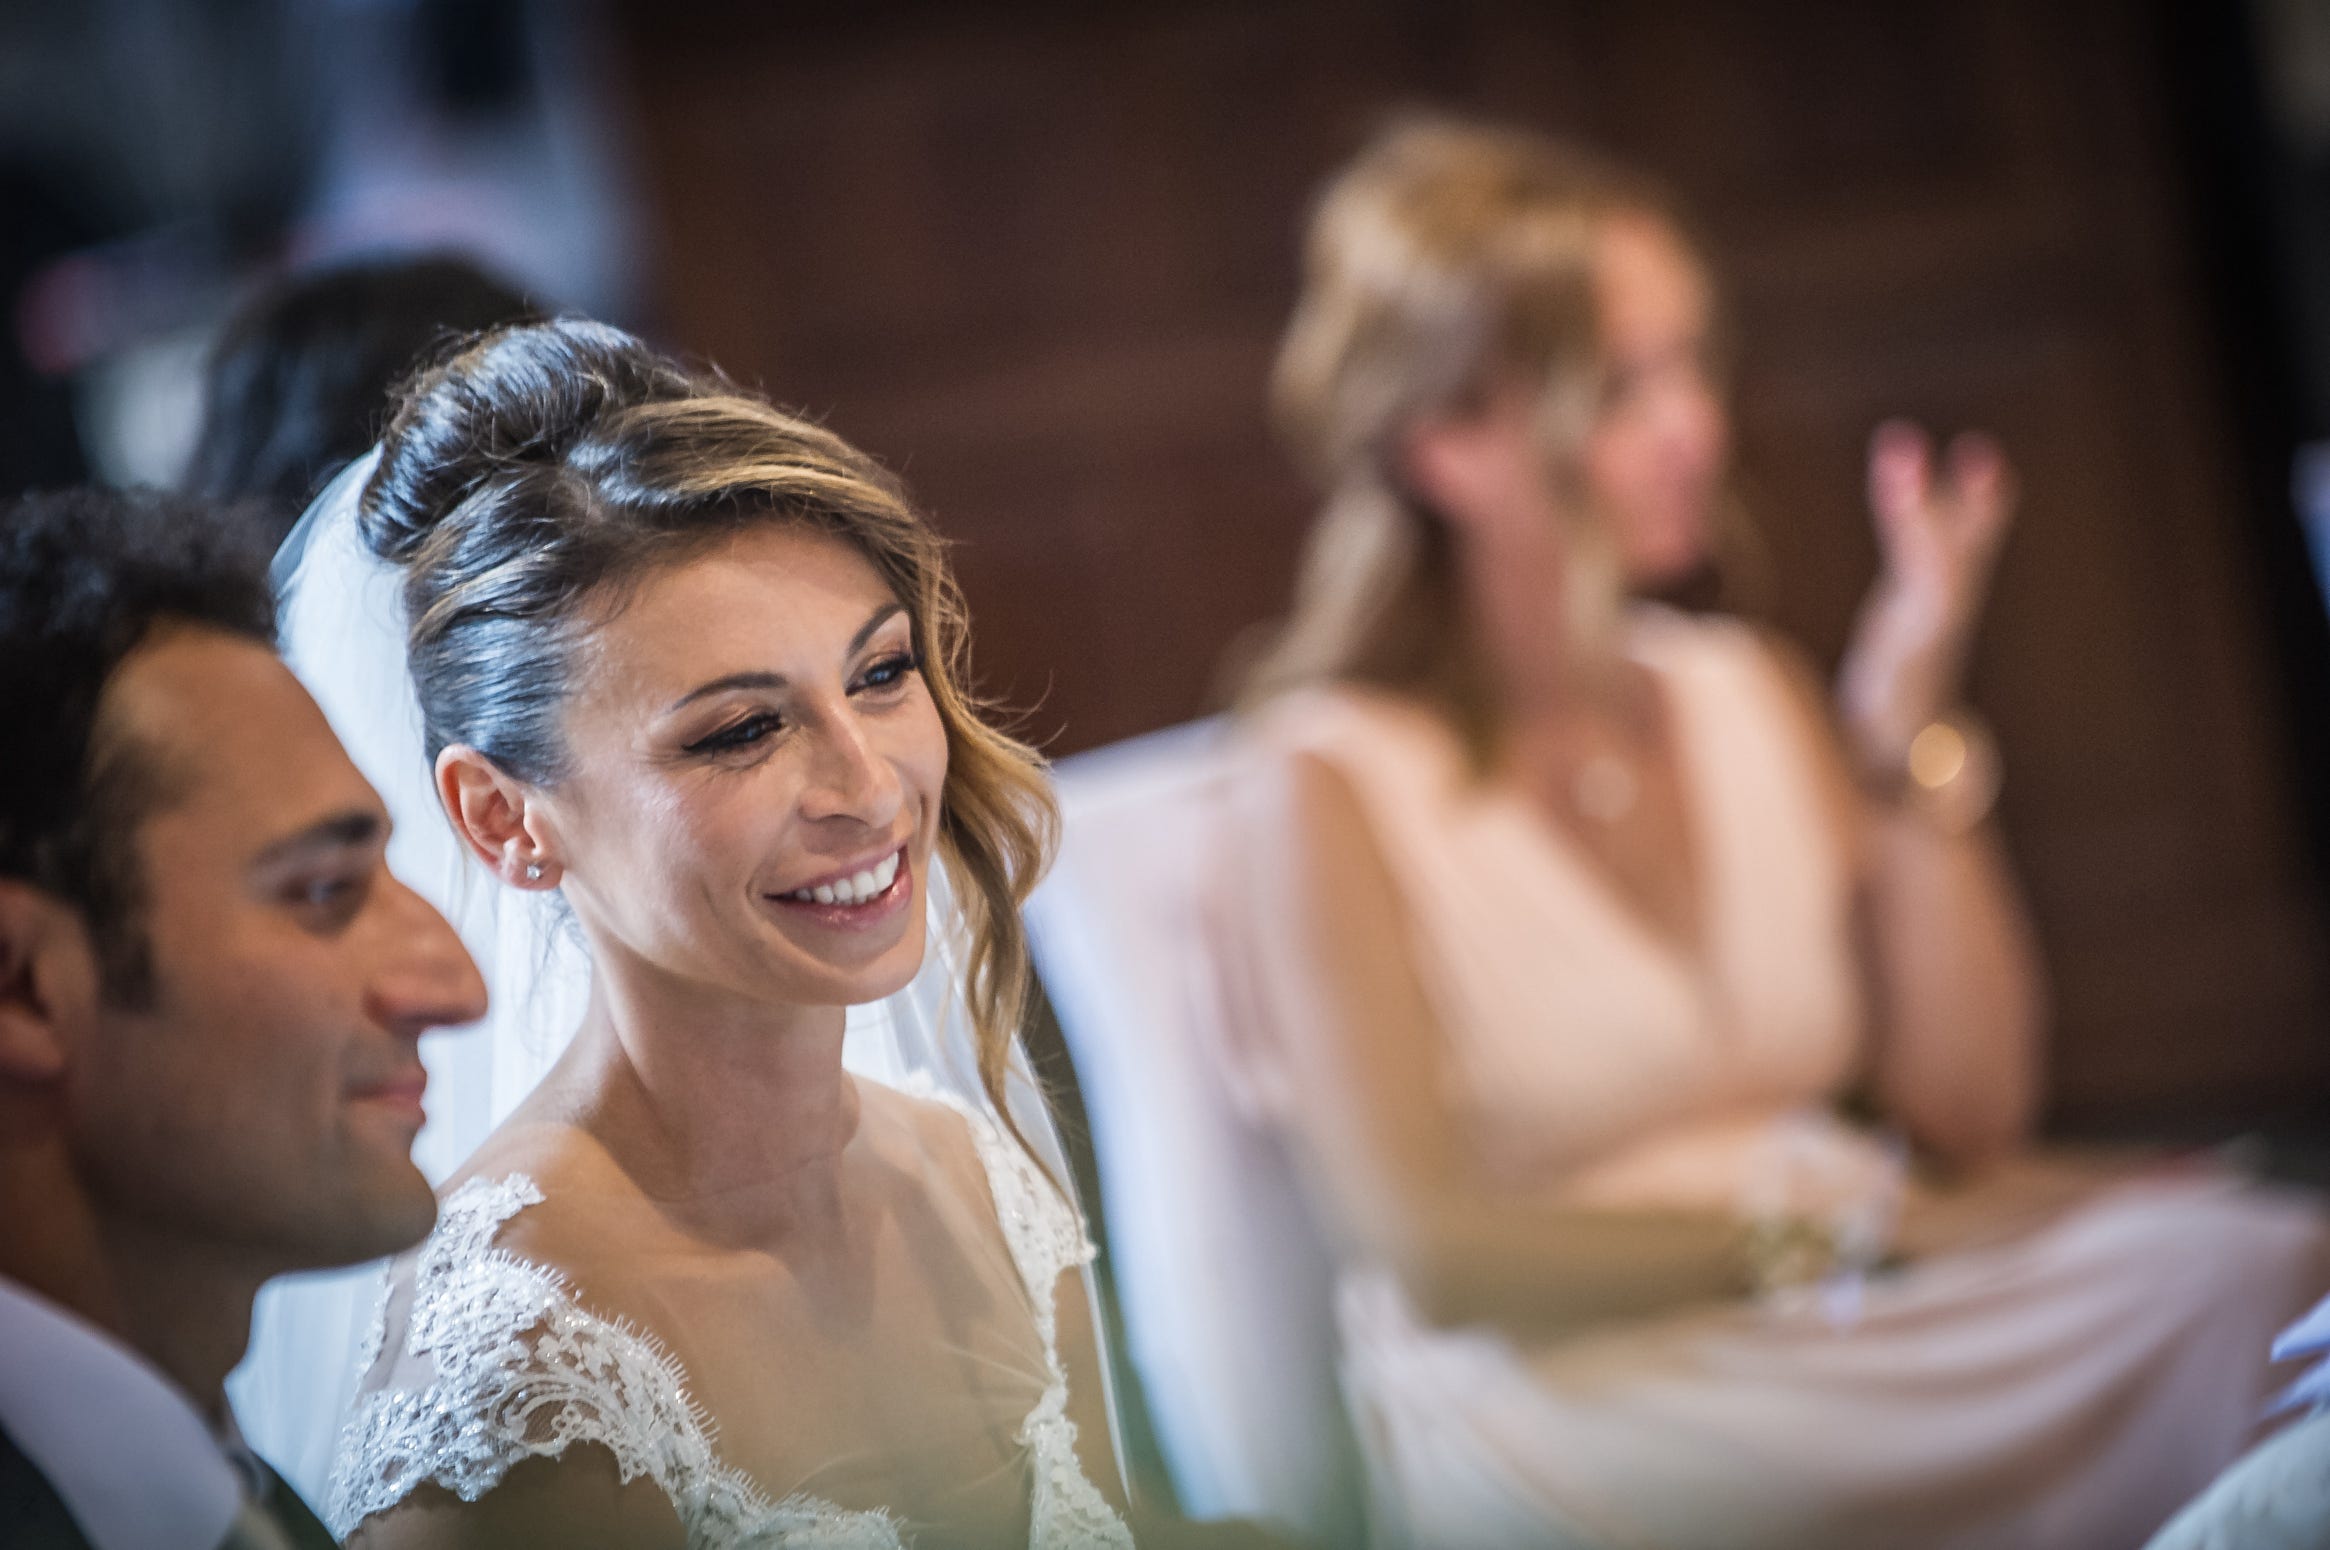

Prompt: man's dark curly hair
xmin=0 ymin=487 xmax=276 ymax=1003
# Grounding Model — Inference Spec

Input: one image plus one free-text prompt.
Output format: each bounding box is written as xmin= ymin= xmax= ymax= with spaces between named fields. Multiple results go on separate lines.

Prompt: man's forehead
xmin=103 ymin=625 xmax=383 ymax=839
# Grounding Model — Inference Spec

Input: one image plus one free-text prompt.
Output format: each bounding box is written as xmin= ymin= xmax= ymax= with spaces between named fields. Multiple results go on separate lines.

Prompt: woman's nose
xmin=800 ymin=709 xmax=906 ymax=831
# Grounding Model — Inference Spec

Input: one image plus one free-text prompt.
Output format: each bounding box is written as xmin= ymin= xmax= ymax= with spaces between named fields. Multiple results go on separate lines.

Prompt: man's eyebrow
xmin=662 ymin=604 xmax=909 ymax=714
xmin=252 ymin=811 xmax=384 ymax=868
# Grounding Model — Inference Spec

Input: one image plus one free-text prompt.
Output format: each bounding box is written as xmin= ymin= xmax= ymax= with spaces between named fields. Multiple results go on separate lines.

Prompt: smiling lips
xmin=775 ymin=847 xmax=904 ymax=907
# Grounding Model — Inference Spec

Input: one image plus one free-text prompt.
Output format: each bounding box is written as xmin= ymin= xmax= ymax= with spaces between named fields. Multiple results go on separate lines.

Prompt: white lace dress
xmin=325 ymin=1086 xmax=1133 ymax=1549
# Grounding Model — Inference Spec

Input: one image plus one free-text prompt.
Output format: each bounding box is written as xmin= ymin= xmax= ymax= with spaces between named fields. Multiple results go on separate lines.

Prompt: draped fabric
xmin=1216 ymin=607 xmax=2330 ymax=1550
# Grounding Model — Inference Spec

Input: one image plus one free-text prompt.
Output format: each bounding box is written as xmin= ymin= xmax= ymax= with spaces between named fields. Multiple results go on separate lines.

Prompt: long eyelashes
xmin=682 ymin=652 xmax=924 ymax=757
xmin=857 ymin=650 xmax=923 ymax=691
xmin=687 ymin=712 xmax=784 ymax=755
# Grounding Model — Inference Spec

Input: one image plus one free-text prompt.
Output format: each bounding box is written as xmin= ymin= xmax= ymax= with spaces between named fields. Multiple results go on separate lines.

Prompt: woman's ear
xmin=0 ymin=880 xmax=90 ymax=1084
xmin=435 ymin=746 xmax=564 ymax=890
xmin=1397 ymin=393 xmax=1541 ymax=537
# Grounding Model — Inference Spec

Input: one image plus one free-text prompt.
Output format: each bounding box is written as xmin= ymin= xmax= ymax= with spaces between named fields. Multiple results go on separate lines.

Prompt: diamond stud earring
xmin=524 ymin=863 xmax=545 ymax=882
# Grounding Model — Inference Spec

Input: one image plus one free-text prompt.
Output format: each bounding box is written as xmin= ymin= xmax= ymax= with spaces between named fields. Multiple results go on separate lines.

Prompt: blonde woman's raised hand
xmin=1839 ymin=419 xmax=2019 ymax=768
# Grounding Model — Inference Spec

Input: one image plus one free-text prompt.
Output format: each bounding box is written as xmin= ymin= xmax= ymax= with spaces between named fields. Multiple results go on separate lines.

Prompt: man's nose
xmin=366 ymin=879 xmax=488 ymax=1039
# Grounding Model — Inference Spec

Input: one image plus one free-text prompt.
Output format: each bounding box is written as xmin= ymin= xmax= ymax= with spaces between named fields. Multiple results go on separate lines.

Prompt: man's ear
xmin=435 ymin=745 xmax=564 ymax=890
xmin=0 ymin=880 xmax=92 ymax=1083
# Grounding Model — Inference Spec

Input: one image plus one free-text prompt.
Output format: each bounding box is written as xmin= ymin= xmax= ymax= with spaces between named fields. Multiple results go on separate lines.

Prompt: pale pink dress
xmin=1218 ymin=607 xmax=2330 ymax=1550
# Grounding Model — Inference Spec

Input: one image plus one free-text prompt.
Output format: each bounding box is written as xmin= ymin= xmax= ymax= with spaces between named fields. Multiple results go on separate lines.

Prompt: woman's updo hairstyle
xmin=362 ymin=317 xmax=1058 ymax=1137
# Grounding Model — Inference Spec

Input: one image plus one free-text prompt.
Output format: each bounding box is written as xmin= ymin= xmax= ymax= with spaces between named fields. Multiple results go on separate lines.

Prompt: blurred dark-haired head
xmin=182 ymin=253 xmax=539 ymax=539
xmin=0 ymin=486 xmax=276 ymax=1000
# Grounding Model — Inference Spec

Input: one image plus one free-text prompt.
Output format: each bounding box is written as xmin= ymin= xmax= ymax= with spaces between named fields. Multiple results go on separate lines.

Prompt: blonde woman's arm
xmin=1766 ymin=632 xmax=2047 ymax=1174
xmin=1814 ymin=421 xmax=2048 ymax=1170
xmin=1223 ymin=748 xmax=1750 ymax=1337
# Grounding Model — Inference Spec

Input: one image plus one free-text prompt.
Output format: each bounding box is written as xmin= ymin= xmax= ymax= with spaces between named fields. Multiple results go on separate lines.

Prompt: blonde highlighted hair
xmin=1252 ymin=114 xmax=1709 ymax=751
xmin=364 ymin=318 xmax=1058 ymax=1150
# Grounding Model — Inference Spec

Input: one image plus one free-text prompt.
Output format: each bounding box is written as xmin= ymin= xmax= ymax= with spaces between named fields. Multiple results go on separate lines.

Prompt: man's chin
xmin=290 ymin=1170 xmax=441 ymax=1270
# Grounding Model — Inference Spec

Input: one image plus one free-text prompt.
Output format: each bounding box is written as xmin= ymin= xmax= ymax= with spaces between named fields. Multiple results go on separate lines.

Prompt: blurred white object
xmin=1027 ymin=720 xmax=1365 ymax=1545
xmin=2292 ymin=440 xmax=2330 ymax=614
xmin=2134 ymin=1417 xmax=2330 ymax=1547
xmin=2268 ymin=1289 xmax=2330 ymax=1422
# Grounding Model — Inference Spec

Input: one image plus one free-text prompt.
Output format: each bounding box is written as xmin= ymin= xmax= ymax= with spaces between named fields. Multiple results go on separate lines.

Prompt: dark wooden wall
xmin=614 ymin=0 xmax=2330 ymax=1133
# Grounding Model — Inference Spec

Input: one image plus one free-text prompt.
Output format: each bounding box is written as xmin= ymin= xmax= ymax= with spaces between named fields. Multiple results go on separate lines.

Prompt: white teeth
xmin=780 ymin=850 xmax=902 ymax=907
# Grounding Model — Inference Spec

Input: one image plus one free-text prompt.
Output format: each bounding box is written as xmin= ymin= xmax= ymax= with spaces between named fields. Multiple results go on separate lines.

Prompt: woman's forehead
xmin=576 ymin=528 xmax=904 ymax=690
xmin=1594 ymin=215 xmax=1709 ymax=338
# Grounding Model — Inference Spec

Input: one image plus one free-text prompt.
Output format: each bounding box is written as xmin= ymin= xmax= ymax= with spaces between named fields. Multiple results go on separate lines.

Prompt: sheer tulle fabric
xmin=234 ymin=453 xmax=1129 ymax=1546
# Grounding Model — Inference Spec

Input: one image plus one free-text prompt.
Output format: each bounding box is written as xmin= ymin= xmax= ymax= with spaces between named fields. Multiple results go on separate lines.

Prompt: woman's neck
xmin=558 ymin=959 xmax=862 ymax=1248
xmin=1452 ymin=522 xmax=1644 ymax=743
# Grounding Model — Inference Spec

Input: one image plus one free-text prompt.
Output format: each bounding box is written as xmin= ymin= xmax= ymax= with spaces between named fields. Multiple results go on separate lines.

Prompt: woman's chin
xmin=771 ymin=930 xmax=929 ymax=1011
xmin=1622 ymin=527 xmax=1713 ymax=595
xmin=843 ymin=944 xmax=927 ymax=1007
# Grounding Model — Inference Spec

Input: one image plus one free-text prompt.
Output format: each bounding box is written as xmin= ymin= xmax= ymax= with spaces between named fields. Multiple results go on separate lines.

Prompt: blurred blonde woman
xmin=1213 ymin=117 xmax=2330 ymax=1549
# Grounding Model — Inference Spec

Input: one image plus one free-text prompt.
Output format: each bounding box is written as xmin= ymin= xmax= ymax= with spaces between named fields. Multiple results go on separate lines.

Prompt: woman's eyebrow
xmin=667 ymin=670 xmax=787 ymax=713
xmin=662 ymin=605 xmax=907 ymax=714
xmin=849 ymin=602 xmax=906 ymax=656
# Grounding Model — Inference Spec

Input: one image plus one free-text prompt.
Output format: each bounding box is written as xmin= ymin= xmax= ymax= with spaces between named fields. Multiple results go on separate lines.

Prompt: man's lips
xmin=348 ymin=1071 xmax=429 ymax=1118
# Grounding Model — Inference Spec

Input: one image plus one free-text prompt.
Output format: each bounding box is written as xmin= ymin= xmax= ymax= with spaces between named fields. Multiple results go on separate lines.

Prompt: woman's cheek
xmin=912 ymin=707 xmax=950 ymax=822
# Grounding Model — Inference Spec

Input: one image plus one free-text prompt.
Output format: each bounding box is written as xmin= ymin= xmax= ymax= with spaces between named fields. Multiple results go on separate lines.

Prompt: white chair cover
xmin=1027 ymin=720 xmax=1363 ymax=1545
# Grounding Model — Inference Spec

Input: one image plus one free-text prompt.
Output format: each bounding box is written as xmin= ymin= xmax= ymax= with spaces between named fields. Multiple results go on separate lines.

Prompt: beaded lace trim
xmin=325 ymin=1096 xmax=1132 ymax=1549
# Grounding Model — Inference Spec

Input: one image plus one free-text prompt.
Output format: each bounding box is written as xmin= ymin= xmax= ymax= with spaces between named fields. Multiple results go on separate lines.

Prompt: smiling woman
xmin=299 ymin=319 xmax=1131 ymax=1550
xmin=360 ymin=324 xmax=1055 ymax=1129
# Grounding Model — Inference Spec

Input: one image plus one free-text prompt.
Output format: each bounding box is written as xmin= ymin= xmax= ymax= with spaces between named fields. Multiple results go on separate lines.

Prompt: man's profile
xmin=0 ymin=486 xmax=486 ymax=1550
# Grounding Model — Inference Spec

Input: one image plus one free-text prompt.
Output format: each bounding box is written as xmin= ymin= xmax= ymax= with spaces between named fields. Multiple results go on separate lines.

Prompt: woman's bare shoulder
xmin=346 ymin=1446 xmax=686 ymax=1550
xmin=849 ymin=1074 xmax=999 ymax=1192
xmin=429 ymin=1115 xmax=676 ymax=1291
xmin=1237 ymin=680 xmax=1449 ymax=759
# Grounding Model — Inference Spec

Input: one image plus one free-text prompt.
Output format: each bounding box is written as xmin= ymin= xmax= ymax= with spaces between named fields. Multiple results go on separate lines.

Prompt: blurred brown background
xmin=614 ymin=1 xmax=2330 ymax=1136
xmin=5 ymin=0 xmax=2324 ymax=1139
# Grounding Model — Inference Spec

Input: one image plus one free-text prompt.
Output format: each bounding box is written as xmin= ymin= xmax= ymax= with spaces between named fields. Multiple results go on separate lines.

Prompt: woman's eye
xmin=689 ymin=713 xmax=785 ymax=754
xmin=854 ymin=652 xmax=922 ymax=694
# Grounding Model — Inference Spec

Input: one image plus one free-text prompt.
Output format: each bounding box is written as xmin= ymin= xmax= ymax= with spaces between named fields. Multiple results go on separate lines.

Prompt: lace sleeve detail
xmin=903 ymin=1080 xmax=1133 ymax=1550
xmin=323 ymin=1175 xmax=790 ymax=1544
